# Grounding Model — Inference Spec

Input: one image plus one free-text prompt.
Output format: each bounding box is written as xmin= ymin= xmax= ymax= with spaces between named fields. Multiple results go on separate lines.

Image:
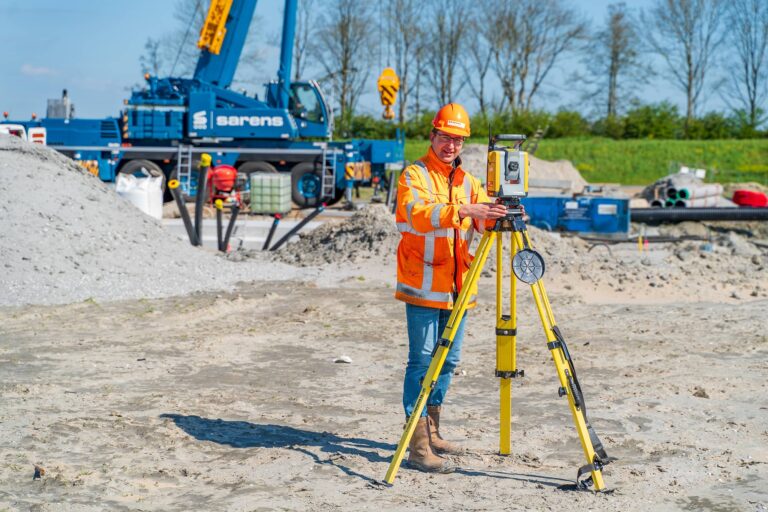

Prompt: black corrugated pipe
xmin=270 ymin=204 xmax=325 ymax=251
xmin=262 ymin=213 xmax=282 ymax=251
xmin=194 ymin=154 xmax=211 ymax=245
xmin=221 ymin=204 xmax=240 ymax=252
xmin=168 ymin=179 xmax=199 ymax=246
xmin=386 ymin=170 xmax=397 ymax=208
xmin=215 ymin=200 xmax=224 ymax=251
xmin=632 ymin=207 xmax=768 ymax=223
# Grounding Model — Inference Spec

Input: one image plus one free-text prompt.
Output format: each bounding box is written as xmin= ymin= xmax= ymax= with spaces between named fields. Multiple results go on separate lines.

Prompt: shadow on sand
xmin=455 ymin=467 xmax=580 ymax=490
xmin=160 ymin=413 xmax=395 ymax=483
xmin=160 ymin=414 xmax=590 ymax=489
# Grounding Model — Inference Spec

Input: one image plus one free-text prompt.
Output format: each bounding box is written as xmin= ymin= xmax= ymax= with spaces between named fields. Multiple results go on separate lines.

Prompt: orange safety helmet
xmin=432 ymin=103 xmax=471 ymax=137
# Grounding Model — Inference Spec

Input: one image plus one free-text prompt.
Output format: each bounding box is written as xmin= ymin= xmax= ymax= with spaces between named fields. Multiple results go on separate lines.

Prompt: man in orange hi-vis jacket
xmin=395 ymin=103 xmax=507 ymax=473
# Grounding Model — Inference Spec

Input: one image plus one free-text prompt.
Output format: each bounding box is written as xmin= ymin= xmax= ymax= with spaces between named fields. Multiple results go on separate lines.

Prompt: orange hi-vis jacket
xmin=395 ymin=147 xmax=491 ymax=310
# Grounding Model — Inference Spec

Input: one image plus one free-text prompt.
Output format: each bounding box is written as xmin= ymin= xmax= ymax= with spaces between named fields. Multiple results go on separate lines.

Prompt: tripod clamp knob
xmin=495 ymin=369 xmax=525 ymax=379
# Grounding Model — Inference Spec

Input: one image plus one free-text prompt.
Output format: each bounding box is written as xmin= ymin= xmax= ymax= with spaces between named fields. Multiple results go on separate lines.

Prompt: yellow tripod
xmin=383 ymin=203 xmax=613 ymax=490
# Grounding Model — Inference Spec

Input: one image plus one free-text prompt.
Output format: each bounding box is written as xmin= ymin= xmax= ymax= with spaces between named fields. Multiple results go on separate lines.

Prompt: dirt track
xmin=1 ymin=273 xmax=766 ymax=511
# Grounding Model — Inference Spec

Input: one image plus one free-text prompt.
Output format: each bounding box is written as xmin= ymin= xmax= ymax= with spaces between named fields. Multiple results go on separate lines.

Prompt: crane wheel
xmin=291 ymin=162 xmax=323 ymax=208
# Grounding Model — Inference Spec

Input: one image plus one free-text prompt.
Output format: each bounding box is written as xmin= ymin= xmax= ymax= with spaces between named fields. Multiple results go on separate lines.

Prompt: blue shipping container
xmin=520 ymin=196 xmax=629 ymax=235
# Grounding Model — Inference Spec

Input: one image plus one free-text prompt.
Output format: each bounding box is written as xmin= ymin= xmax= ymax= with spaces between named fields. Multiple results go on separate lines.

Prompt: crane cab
xmin=262 ymin=80 xmax=331 ymax=139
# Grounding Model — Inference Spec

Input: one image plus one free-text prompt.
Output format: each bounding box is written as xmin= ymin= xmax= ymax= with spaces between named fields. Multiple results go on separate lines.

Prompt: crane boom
xmin=276 ymin=0 xmax=297 ymax=109
xmin=193 ymin=0 xmax=258 ymax=88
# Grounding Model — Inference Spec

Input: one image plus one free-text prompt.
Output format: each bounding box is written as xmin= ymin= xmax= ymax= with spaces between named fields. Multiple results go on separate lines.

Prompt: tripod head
xmin=490 ymin=198 xmax=528 ymax=234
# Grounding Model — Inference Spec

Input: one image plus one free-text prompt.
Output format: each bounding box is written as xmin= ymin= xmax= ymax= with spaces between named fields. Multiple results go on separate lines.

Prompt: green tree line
xmin=339 ymin=102 xmax=767 ymax=141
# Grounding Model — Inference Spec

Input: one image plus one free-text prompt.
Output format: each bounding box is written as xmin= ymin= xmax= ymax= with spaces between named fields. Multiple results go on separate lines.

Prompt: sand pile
xmin=0 ymin=136 xmax=301 ymax=307
xmin=272 ymin=204 xmax=399 ymax=266
xmin=459 ymin=143 xmax=588 ymax=194
xmin=571 ymin=238 xmax=766 ymax=300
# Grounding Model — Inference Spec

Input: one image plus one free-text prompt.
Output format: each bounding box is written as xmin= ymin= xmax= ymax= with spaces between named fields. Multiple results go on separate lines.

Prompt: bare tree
xmin=293 ymin=0 xmax=316 ymax=81
xmin=642 ymin=0 xmax=726 ymax=134
xmin=140 ymin=38 xmax=164 ymax=76
xmin=413 ymin=50 xmax=424 ymax=116
xmin=423 ymin=0 xmax=468 ymax=106
xmin=162 ymin=0 xmax=209 ymax=77
xmin=603 ymin=4 xmax=643 ymax=116
xmin=724 ymin=0 xmax=768 ymax=129
xmin=389 ymin=0 xmax=425 ymax=122
xmin=465 ymin=12 xmax=494 ymax=117
xmin=486 ymin=0 xmax=586 ymax=112
xmin=578 ymin=3 xmax=648 ymax=117
xmin=313 ymin=0 xmax=373 ymax=131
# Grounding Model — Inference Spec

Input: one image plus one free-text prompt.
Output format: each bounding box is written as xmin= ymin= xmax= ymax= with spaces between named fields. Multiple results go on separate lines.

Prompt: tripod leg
xmin=496 ymin=232 xmax=518 ymax=455
xmin=384 ymin=230 xmax=496 ymax=484
xmin=511 ymin=229 xmax=607 ymax=491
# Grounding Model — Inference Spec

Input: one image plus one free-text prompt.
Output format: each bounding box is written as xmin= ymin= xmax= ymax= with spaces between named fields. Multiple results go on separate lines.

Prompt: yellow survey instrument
xmin=377 ymin=68 xmax=400 ymax=120
xmin=487 ymin=134 xmax=529 ymax=199
xmin=383 ymin=135 xmax=614 ymax=491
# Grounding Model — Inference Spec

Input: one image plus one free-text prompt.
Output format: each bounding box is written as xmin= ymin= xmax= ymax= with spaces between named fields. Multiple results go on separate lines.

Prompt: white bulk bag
xmin=115 ymin=169 xmax=163 ymax=220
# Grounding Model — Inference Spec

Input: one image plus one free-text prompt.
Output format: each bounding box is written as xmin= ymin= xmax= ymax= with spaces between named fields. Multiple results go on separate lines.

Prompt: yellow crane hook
xmin=377 ymin=68 xmax=400 ymax=120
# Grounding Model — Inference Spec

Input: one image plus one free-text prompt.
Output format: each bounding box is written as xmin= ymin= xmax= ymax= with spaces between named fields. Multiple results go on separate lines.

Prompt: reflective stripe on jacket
xmin=395 ymin=147 xmax=490 ymax=310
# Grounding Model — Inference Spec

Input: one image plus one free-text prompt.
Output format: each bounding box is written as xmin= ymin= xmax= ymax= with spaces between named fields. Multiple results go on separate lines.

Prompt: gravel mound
xmin=0 ymin=136 xmax=302 ymax=307
xmin=272 ymin=204 xmax=399 ymax=266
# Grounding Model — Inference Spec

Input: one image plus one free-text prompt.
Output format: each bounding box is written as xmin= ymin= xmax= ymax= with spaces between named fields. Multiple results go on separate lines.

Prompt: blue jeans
xmin=402 ymin=303 xmax=467 ymax=418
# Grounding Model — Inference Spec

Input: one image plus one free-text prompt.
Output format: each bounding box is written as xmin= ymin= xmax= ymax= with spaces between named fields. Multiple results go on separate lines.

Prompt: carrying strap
xmin=550 ymin=326 xmax=617 ymax=490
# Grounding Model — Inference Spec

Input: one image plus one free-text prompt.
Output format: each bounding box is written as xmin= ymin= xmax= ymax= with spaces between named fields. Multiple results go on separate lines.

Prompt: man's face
xmin=430 ymin=130 xmax=465 ymax=164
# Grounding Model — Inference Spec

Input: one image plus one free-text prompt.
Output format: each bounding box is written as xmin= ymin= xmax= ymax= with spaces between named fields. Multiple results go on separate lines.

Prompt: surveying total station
xmin=383 ymin=133 xmax=615 ymax=490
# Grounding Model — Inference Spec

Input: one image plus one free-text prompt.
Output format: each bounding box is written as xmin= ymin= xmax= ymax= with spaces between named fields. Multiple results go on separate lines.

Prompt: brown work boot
xmin=407 ymin=417 xmax=455 ymax=473
xmin=427 ymin=405 xmax=464 ymax=454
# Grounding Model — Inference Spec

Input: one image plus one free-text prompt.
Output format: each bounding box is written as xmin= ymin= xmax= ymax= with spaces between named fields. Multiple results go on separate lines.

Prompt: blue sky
xmin=1 ymin=0 xmax=726 ymax=121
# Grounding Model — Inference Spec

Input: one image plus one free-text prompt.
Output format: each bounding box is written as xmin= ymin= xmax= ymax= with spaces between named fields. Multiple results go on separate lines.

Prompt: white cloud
xmin=20 ymin=64 xmax=56 ymax=76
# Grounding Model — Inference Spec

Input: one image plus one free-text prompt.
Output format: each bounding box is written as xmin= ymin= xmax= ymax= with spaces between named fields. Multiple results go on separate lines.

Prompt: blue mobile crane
xmin=1 ymin=0 xmax=403 ymax=207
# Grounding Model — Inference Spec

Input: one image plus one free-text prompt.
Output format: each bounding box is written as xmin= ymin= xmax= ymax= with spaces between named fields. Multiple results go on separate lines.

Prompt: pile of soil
xmin=269 ymin=198 xmax=767 ymax=301
xmin=271 ymin=205 xmax=399 ymax=266
xmin=0 ymin=136 xmax=300 ymax=307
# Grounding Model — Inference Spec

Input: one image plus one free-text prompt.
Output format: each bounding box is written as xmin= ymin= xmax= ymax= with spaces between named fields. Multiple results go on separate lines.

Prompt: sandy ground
xmin=2 ymin=136 xmax=767 ymax=510
xmin=1 ymin=253 xmax=766 ymax=511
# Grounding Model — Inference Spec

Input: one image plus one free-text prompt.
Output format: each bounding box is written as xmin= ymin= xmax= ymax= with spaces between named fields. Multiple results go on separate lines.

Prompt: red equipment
xmin=732 ymin=189 xmax=768 ymax=208
xmin=207 ymin=164 xmax=242 ymax=206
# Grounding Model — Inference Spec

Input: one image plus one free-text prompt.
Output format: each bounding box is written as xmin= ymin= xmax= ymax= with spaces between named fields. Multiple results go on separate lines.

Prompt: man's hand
xmin=459 ymin=203 xmax=508 ymax=221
